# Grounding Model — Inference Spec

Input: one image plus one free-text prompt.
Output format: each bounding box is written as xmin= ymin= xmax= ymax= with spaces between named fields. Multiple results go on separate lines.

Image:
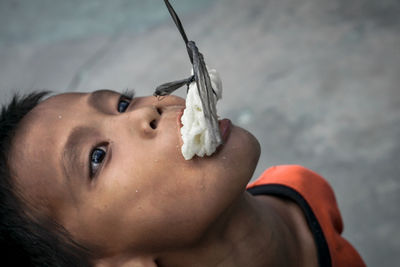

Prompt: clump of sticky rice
xmin=180 ymin=68 xmax=222 ymax=160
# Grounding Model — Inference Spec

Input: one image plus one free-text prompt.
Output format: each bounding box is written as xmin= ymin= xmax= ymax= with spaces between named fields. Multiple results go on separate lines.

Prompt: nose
xmin=130 ymin=104 xmax=162 ymax=138
xmin=121 ymin=95 xmax=184 ymax=138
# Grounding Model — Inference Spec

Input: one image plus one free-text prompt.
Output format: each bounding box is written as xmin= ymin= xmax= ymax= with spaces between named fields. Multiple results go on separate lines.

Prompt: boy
xmin=0 ymin=90 xmax=365 ymax=266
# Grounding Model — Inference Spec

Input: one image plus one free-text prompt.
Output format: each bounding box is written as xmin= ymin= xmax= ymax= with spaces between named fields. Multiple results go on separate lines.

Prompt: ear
xmin=93 ymin=255 xmax=158 ymax=267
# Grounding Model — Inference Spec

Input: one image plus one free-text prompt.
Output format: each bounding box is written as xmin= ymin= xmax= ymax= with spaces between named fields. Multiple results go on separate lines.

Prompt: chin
xmin=236 ymin=125 xmax=260 ymax=170
xmin=218 ymin=124 xmax=260 ymax=182
xmin=232 ymin=124 xmax=260 ymax=154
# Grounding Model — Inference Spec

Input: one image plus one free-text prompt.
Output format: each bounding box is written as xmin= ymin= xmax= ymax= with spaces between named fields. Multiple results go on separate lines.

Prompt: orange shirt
xmin=247 ymin=165 xmax=366 ymax=267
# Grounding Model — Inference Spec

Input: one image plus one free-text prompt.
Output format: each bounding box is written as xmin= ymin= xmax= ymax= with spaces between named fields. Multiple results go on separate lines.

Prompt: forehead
xmin=14 ymin=89 xmax=126 ymax=154
xmin=19 ymin=92 xmax=85 ymax=129
xmin=9 ymin=92 xmax=88 ymax=205
xmin=11 ymin=92 xmax=86 ymax=154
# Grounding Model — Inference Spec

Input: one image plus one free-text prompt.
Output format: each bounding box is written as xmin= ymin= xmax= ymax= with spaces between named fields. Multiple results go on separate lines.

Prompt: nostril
xmin=150 ymin=120 xmax=157 ymax=129
xmin=156 ymin=107 xmax=162 ymax=115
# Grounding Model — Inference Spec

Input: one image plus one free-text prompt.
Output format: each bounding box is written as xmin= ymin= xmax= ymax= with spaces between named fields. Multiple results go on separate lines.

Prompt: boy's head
xmin=2 ymin=89 xmax=260 ymax=265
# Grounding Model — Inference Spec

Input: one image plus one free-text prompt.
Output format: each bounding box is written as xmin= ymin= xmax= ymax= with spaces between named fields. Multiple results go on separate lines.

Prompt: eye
xmin=117 ymin=89 xmax=135 ymax=113
xmin=118 ymin=97 xmax=131 ymax=113
xmin=90 ymin=146 xmax=107 ymax=178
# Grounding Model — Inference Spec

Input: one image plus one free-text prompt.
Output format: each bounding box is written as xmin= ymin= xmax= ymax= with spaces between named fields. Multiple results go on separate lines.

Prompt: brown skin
xmin=9 ymin=90 xmax=317 ymax=266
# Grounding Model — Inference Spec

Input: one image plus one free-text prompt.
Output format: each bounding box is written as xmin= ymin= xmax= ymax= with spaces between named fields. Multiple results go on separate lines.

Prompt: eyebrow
xmin=61 ymin=126 xmax=97 ymax=183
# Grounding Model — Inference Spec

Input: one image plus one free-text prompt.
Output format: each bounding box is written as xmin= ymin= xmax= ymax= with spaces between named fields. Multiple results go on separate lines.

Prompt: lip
xmin=177 ymin=107 xmax=185 ymax=128
xmin=219 ymin=118 xmax=232 ymax=144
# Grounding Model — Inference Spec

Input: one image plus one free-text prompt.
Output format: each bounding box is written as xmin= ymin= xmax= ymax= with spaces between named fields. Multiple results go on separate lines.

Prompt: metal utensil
xmin=154 ymin=0 xmax=222 ymax=147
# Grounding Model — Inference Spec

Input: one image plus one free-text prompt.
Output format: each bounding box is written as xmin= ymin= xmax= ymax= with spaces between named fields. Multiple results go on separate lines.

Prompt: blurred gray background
xmin=1 ymin=0 xmax=399 ymax=265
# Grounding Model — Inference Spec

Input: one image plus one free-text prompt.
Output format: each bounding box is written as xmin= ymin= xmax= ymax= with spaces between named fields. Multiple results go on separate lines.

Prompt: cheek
xmin=156 ymin=124 xmax=185 ymax=162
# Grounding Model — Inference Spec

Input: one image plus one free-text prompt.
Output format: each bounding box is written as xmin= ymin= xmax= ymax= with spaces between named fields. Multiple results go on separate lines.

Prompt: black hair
xmin=0 ymin=91 xmax=92 ymax=266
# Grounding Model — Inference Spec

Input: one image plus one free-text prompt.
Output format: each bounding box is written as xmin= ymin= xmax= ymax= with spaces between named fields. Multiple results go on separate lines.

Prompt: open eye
xmin=90 ymin=146 xmax=107 ymax=178
xmin=118 ymin=98 xmax=131 ymax=113
xmin=117 ymin=90 xmax=135 ymax=113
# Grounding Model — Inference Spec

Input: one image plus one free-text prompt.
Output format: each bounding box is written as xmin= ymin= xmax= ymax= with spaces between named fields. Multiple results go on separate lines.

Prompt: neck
xmin=156 ymin=192 xmax=301 ymax=267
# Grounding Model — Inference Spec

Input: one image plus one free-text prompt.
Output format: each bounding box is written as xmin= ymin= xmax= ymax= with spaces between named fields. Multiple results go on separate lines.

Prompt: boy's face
xmin=10 ymin=90 xmax=260 ymax=255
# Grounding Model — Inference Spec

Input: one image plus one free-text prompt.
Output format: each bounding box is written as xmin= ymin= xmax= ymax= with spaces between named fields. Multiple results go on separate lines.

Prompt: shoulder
xmin=247 ymin=165 xmax=367 ymax=267
xmin=248 ymin=165 xmax=329 ymax=190
xmin=247 ymin=165 xmax=338 ymax=215
xmin=247 ymin=165 xmax=343 ymax=233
